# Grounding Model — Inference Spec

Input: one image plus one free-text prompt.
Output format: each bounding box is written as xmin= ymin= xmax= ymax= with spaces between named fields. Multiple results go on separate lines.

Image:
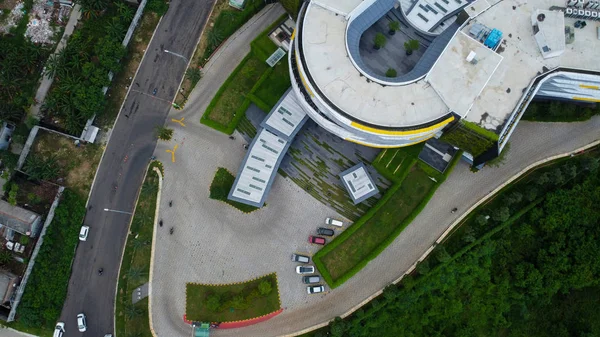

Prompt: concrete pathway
xmin=29 ymin=5 xmax=82 ymax=118
xmin=150 ymin=1 xmax=600 ymax=335
xmin=173 ymin=3 xmax=286 ymax=120
xmin=132 ymin=282 xmax=149 ymax=304
xmin=0 ymin=327 xmax=36 ymax=337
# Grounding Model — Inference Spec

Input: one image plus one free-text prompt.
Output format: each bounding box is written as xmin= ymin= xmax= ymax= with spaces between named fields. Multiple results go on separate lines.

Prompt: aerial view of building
xmin=289 ymin=0 xmax=600 ymax=164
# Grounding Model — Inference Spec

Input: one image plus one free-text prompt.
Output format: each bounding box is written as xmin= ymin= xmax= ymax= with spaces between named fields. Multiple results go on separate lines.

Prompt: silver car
xmin=307 ymin=285 xmax=325 ymax=294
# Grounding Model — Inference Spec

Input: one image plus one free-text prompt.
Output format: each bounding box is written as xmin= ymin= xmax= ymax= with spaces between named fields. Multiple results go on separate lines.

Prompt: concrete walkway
xmin=173 ymin=3 xmax=286 ymax=120
xmin=29 ymin=5 xmax=82 ymax=118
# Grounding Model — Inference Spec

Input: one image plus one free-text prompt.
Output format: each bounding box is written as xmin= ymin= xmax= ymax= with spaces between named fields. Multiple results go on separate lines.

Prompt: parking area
xmin=150 ymin=123 xmax=344 ymax=336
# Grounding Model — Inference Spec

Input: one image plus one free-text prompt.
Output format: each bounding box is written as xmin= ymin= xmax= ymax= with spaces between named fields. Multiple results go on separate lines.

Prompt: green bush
xmin=7 ymin=183 xmax=18 ymax=205
xmin=374 ymin=33 xmax=386 ymax=49
xmin=258 ymin=280 xmax=272 ymax=296
xmin=17 ymin=190 xmax=86 ymax=330
xmin=385 ymin=68 xmax=397 ymax=77
xmin=523 ymin=101 xmax=600 ymax=122
xmin=146 ymin=0 xmax=169 ymax=16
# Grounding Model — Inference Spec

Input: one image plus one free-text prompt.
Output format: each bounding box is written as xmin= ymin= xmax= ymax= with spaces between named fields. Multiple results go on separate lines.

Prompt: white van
xmin=325 ymin=218 xmax=343 ymax=227
xmin=53 ymin=322 xmax=65 ymax=337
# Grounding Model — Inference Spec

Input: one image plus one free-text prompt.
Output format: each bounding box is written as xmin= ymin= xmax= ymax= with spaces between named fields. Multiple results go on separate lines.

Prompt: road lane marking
xmin=166 ymin=144 xmax=178 ymax=163
xmin=172 ymin=117 xmax=185 ymax=127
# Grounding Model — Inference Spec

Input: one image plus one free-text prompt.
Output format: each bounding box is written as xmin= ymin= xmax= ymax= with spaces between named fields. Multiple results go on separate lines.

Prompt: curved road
xmin=58 ymin=0 xmax=215 ymax=335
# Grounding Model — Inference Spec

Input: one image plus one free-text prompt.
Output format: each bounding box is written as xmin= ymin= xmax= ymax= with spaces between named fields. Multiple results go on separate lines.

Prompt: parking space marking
xmin=166 ymin=144 xmax=178 ymax=163
xmin=171 ymin=117 xmax=186 ymax=127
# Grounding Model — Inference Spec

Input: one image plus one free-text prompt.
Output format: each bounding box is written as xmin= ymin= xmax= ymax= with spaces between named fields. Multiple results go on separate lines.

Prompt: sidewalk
xmin=29 ymin=4 xmax=82 ymax=118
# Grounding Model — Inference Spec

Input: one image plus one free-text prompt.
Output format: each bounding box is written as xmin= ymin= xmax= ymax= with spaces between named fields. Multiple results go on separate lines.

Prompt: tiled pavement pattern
xmin=359 ymin=10 xmax=430 ymax=76
xmin=245 ymin=110 xmax=391 ymax=220
xmin=152 ymin=122 xmax=343 ymax=337
xmin=150 ymin=2 xmax=600 ymax=336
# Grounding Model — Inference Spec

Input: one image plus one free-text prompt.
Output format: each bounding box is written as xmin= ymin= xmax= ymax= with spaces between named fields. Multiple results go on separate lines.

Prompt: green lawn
xmin=252 ymin=61 xmax=291 ymax=111
xmin=115 ymin=162 xmax=161 ymax=337
xmin=201 ymin=55 xmax=269 ymax=133
xmin=372 ymin=144 xmax=424 ymax=182
xmin=209 ymin=167 xmax=260 ymax=213
xmin=319 ymin=167 xmax=435 ymax=282
xmin=186 ymin=273 xmax=281 ymax=322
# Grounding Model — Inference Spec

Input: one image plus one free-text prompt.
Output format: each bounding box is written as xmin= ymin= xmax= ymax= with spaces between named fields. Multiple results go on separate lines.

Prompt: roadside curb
xmin=290 ymin=138 xmax=600 ymax=336
xmin=85 ymin=14 xmax=164 ymax=209
xmin=147 ymin=166 xmax=163 ymax=337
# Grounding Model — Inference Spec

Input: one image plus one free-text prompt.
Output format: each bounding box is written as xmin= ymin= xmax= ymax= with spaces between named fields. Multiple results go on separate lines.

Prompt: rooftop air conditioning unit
xmin=577 ymin=0 xmax=585 ymax=8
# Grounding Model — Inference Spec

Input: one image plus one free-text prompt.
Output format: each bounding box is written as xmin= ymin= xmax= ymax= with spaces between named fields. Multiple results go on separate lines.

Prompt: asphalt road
xmin=58 ymin=0 xmax=215 ymax=335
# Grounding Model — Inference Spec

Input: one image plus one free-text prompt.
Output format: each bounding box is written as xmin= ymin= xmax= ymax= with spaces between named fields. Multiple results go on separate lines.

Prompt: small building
xmin=0 ymin=271 xmax=18 ymax=309
xmin=0 ymin=200 xmax=42 ymax=239
xmin=339 ymin=163 xmax=379 ymax=205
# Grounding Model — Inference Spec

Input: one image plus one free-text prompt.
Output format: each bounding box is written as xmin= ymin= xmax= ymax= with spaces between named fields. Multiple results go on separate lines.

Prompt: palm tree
xmin=124 ymin=305 xmax=143 ymax=320
xmin=186 ymin=68 xmax=202 ymax=86
xmin=154 ymin=126 xmax=173 ymax=141
xmin=127 ymin=266 xmax=147 ymax=281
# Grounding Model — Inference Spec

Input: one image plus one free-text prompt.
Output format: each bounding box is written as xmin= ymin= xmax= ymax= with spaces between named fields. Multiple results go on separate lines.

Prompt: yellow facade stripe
xmin=345 ymin=138 xmax=433 ymax=148
xmin=295 ymin=54 xmax=314 ymax=97
xmin=350 ymin=116 xmax=454 ymax=136
xmin=573 ymin=96 xmax=600 ymax=102
xmin=291 ymin=29 xmax=296 ymax=40
xmin=579 ymin=84 xmax=599 ymax=90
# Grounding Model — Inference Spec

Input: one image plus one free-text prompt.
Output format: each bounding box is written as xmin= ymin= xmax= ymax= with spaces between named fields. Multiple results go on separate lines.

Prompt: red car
xmin=309 ymin=236 xmax=326 ymax=245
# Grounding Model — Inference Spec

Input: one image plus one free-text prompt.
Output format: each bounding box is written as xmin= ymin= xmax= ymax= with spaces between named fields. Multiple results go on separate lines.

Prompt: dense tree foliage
xmin=17 ymin=190 xmax=86 ymax=329
xmin=42 ymin=1 xmax=131 ymax=134
xmin=314 ymin=155 xmax=600 ymax=337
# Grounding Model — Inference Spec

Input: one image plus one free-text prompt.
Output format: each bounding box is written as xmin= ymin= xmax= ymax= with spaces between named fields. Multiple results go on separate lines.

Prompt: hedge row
xmin=314 ymin=152 xmax=462 ymax=288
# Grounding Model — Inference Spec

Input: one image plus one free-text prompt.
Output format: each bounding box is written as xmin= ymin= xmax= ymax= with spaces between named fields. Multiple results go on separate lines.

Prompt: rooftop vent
xmin=537 ymin=13 xmax=546 ymax=21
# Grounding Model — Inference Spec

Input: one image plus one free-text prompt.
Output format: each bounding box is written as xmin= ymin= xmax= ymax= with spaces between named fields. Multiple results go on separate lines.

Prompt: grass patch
xmin=314 ymin=152 xmax=462 ymax=287
xmin=251 ymin=61 xmax=290 ymax=110
xmin=209 ymin=167 xmax=259 ymax=213
xmin=24 ymin=130 xmax=102 ymax=197
xmin=201 ymin=55 xmax=268 ymax=133
xmin=441 ymin=121 xmax=497 ymax=157
xmin=115 ymin=162 xmax=161 ymax=337
xmin=372 ymin=144 xmax=423 ymax=182
xmin=522 ymin=100 xmax=600 ymax=122
xmin=185 ymin=273 xmax=281 ymax=322
xmin=176 ymin=0 xmax=266 ymax=105
xmin=14 ymin=190 xmax=86 ymax=332
xmin=316 ymin=167 xmax=435 ymax=284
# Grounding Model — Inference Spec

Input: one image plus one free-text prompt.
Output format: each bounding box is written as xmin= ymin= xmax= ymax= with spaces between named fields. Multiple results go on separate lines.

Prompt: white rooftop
xmin=312 ymin=0 xmax=363 ymax=16
xmin=229 ymin=129 xmax=287 ymax=206
xmin=302 ymin=3 xmax=449 ymax=128
xmin=405 ymin=0 xmax=466 ymax=32
xmin=426 ymin=31 xmax=503 ymax=117
xmin=531 ymin=9 xmax=565 ymax=59
xmin=261 ymin=92 xmax=306 ymax=139
xmin=339 ymin=163 xmax=379 ymax=204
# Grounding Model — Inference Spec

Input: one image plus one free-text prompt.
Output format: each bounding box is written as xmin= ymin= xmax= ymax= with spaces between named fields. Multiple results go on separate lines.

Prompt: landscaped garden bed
xmin=115 ymin=162 xmax=161 ymax=337
xmin=176 ymin=0 xmax=267 ymax=105
xmin=372 ymin=144 xmax=423 ymax=182
xmin=313 ymin=147 xmax=461 ymax=288
xmin=186 ymin=273 xmax=281 ymax=322
xmin=209 ymin=168 xmax=259 ymax=213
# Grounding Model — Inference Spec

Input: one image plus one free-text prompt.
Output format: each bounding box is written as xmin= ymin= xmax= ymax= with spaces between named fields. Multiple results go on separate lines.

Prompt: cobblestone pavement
xmin=151 ymin=123 xmax=342 ymax=337
xmin=197 ymin=117 xmax=599 ymax=337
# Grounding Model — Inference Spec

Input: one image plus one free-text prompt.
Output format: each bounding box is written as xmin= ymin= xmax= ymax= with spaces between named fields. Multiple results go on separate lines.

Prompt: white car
xmin=77 ymin=313 xmax=87 ymax=332
xmin=79 ymin=225 xmax=89 ymax=241
xmin=296 ymin=265 xmax=315 ymax=274
xmin=325 ymin=217 xmax=343 ymax=227
xmin=53 ymin=322 xmax=65 ymax=337
xmin=307 ymin=285 xmax=325 ymax=294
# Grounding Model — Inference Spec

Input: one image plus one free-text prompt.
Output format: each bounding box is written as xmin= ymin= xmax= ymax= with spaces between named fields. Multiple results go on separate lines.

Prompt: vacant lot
xmin=25 ymin=130 xmax=102 ymax=196
xmin=186 ymin=273 xmax=280 ymax=322
xmin=320 ymin=167 xmax=435 ymax=282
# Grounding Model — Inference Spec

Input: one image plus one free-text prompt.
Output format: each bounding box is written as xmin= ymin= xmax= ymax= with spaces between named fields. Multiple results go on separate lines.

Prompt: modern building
xmin=289 ymin=0 xmax=600 ymax=163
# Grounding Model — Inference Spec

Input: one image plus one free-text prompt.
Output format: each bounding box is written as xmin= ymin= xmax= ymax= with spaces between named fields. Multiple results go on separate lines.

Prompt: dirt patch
xmin=0 ymin=0 xmax=19 ymax=11
xmin=12 ymin=172 xmax=59 ymax=215
xmin=26 ymin=130 xmax=102 ymax=197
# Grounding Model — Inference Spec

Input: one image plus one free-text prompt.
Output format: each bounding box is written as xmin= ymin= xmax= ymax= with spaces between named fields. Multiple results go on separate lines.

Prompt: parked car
xmin=325 ymin=217 xmax=344 ymax=227
xmin=317 ymin=227 xmax=335 ymax=236
xmin=307 ymin=285 xmax=325 ymax=294
xmin=77 ymin=313 xmax=87 ymax=332
xmin=53 ymin=322 xmax=65 ymax=337
xmin=291 ymin=253 xmax=310 ymax=263
xmin=308 ymin=236 xmax=326 ymax=245
xmin=302 ymin=275 xmax=321 ymax=284
xmin=79 ymin=225 xmax=89 ymax=241
xmin=296 ymin=265 xmax=315 ymax=274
